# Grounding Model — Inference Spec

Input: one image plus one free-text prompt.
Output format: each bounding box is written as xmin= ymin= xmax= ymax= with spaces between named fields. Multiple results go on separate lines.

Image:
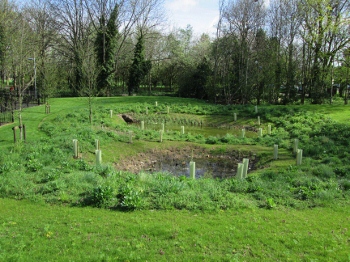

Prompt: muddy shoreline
xmin=115 ymin=146 xmax=258 ymax=178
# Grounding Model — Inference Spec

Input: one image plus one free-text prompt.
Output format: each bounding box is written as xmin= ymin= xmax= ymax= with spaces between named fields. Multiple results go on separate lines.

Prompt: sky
xmin=164 ymin=0 xmax=220 ymax=37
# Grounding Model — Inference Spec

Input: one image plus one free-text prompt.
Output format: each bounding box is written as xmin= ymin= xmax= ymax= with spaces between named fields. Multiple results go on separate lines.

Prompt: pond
xmin=115 ymin=146 xmax=258 ymax=179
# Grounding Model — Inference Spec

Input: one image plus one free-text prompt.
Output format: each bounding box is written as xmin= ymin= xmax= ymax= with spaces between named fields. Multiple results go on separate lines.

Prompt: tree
xmin=267 ymin=0 xmax=302 ymax=104
xmin=24 ymin=0 xmax=60 ymax=103
xmin=128 ymin=32 xmax=151 ymax=95
xmin=299 ymin=0 xmax=350 ymax=103
xmin=221 ymin=0 xmax=266 ymax=104
xmin=179 ymin=57 xmax=211 ymax=99
xmin=49 ymin=0 xmax=93 ymax=96
xmin=0 ymin=0 xmax=16 ymax=86
xmin=95 ymin=3 xmax=118 ymax=96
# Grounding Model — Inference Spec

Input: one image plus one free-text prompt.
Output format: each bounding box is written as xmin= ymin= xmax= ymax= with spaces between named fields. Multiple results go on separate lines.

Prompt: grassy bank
xmin=0 ymin=96 xmax=350 ymax=260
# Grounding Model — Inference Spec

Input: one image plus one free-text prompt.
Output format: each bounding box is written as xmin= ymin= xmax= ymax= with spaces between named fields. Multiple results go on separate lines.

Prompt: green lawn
xmin=1 ymin=198 xmax=349 ymax=261
xmin=1 ymin=96 xmax=350 ymax=261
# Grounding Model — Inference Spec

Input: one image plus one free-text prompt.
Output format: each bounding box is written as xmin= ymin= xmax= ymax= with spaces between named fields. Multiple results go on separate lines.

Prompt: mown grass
xmin=1 ymin=96 xmax=350 ymax=260
xmin=1 ymin=198 xmax=349 ymax=261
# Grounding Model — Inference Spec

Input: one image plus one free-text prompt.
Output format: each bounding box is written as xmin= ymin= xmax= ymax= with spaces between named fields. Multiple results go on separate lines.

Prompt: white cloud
xmin=166 ymin=0 xmax=198 ymax=12
xmin=164 ymin=0 xmax=219 ymax=36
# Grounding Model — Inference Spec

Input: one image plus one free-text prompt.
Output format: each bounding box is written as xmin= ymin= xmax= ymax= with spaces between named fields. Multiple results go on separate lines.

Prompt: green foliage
xmin=128 ymin=33 xmax=151 ymax=94
xmin=117 ymin=184 xmax=143 ymax=210
xmin=95 ymin=4 xmax=119 ymax=94
xmin=91 ymin=185 xmax=114 ymax=208
xmin=1 ymin=97 xmax=350 ymax=212
xmin=178 ymin=57 xmax=211 ymax=99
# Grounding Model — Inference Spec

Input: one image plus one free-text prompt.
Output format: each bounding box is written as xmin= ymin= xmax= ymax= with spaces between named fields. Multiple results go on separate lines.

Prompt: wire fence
xmin=0 ymin=111 xmax=13 ymax=126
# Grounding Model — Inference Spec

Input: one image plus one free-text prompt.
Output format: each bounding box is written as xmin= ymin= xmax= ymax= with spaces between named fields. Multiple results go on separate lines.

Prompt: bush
xmin=91 ymin=185 xmax=114 ymax=208
xmin=311 ymin=164 xmax=335 ymax=179
xmin=117 ymin=184 xmax=143 ymax=210
xmin=205 ymin=136 xmax=219 ymax=144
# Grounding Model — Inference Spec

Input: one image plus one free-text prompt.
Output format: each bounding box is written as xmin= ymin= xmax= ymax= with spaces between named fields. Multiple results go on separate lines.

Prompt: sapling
xmin=73 ymin=139 xmax=78 ymax=158
xmin=45 ymin=103 xmax=50 ymax=114
xmin=129 ymin=131 xmax=133 ymax=144
xmin=95 ymin=150 xmax=102 ymax=165
xmin=190 ymin=150 xmax=195 ymax=179
xmin=274 ymin=144 xmax=278 ymax=160
xmin=297 ymin=149 xmax=303 ymax=165
xmin=293 ymin=139 xmax=299 ymax=154
xmin=159 ymin=130 xmax=163 ymax=142
xmin=243 ymin=158 xmax=249 ymax=178
xmin=237 ymin=163 xmax=244 ymax=179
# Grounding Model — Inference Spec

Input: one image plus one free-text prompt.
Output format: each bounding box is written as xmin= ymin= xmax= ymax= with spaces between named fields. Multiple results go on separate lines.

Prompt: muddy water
xmin=116 ymin=147 xmax=257 ymax=179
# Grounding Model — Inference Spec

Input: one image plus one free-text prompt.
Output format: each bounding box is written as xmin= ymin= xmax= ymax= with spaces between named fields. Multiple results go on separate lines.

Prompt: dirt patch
xmin=115 ymin=146 xmax=258 ymax=178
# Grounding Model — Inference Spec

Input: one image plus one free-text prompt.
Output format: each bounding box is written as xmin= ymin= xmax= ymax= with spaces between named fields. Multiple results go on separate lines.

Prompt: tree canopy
xmin=0 ymin=0 xmax=349 ymax=105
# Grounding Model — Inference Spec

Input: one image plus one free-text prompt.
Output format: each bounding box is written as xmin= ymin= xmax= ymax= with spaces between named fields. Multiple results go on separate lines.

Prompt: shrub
xmin=117 ymin=184 xmax=143 ymax=210
xmin=205 ymin=136 xmax=219 ymax=144
xmin=91 ymin=185 xmax=114 ymax=208
xmin=311 ymin=164 xmax=335 ymax=179
xmin=95 ymin=164 xmax=115 ymax=178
